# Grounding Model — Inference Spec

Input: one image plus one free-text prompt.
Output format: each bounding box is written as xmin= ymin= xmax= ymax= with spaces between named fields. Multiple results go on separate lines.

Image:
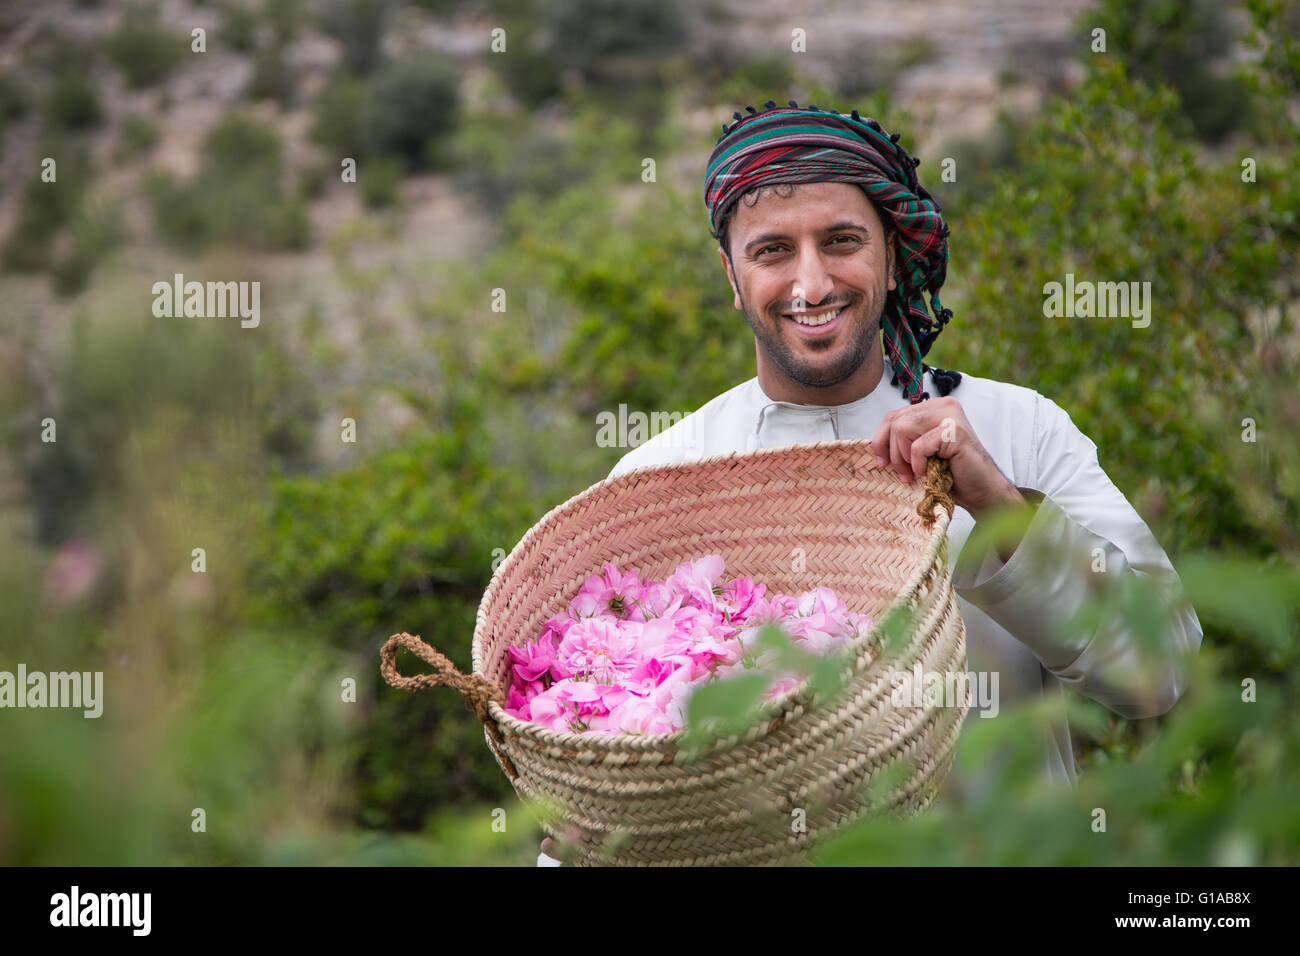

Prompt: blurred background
xmin=0 ymin=0 xmax=1297 ymax=865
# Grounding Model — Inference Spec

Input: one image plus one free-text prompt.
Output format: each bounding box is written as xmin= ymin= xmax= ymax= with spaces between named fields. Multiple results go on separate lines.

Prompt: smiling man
xmin=537 ymin=101 xmax=1202 ymax=866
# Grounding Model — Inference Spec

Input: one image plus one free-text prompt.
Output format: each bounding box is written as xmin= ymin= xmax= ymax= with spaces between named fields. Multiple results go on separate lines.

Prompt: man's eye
xmin=830 ymin=235 xmax=860 ymax=246
xmin=757 ymin=245 xmax=784 ymax=256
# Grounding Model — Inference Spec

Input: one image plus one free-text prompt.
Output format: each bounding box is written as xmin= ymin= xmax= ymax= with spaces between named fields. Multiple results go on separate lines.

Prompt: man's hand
xmin=870 ymin=397 xmax=1026 ymax=523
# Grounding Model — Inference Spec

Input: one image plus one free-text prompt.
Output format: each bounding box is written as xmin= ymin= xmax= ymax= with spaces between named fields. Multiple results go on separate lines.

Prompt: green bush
xmin=309 ymin=71 xmax=369 ymax=157
xmin=147 ymin=113 xmax=311 ymax=250
xmin=311 ymin=57 xmax=461 ymax=172
xmin=296 ymin=158 xmax=331 ymax=199
xmin=1087 ymin=0 xmax=1254 ymax=142
xmin=222 ymin=2 xmax=260 ymax=52
xmin=265 ymin=0 xmax=303 ymax=45
xmin=18 ymin=304 xmax=317 ymax=546
xmin=361 ymin=56 xmax=461 ymax=171
xmin=1 ymin=138 xmax=92 ymax=273
xmin=450 ymin=111 xmax=581 ymax=215
xmin=358 ymin=155 xmax=403 ymax=207
xmin=40 ymin=72 xmax=102 ymax=130
xmin=946 ymin=57 xmax=1298 ymax=559
xmin=486 ymin=0 xmax=688 ymax=106
xmin=118 ymin=114 xmax=160 ymax=157
xmin=247 ymin=403 xmax=541 ymax=825
xmin=318 ymin=0 xmax=393 ymax=75
xmin=713 ymin=53 xmax=798 ymax=107
xmin=248 ymin=41 xmax=296 ymax=106
xmin=107 ymin=3 xmax=186 ymax=89
xmin=0 ymin=71 xmax=30 ymax=121
xmin=52 ymin=195 xmax=127 ymax=295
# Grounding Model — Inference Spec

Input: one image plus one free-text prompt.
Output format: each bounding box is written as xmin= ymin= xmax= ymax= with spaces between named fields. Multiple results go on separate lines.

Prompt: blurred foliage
xmin=40 ymin=70 xmax=102 ymax=131
xmin=310 ymin=57 xmax=461 ymax=172
xmin=223 ymin=2 xmax=261 ymax=53
xmin=485 ymin=0 xmax=690 ymax=107
xmin=246 ymin=395 xmax=540 ymax=824
xmin=815 ymin=561 xmax=1300 ymax=864
xmin=16 ymin=297 xmax=317 ymax=547
xmin=1086 ymin=0 xmax=1254 ymax=142
xmin=318 ymin=0 xmax=394 ymax=75
xmin=51 ymin=194 xmax=127 ymax=296
xmin=265 ymin=0 xmax=304 ymax=45
xmin=0 ymin=71 xmax=31 ymax=123
xmin=358 ymin=155 xmax=404 ymax=207
xmin=117 ymin=114 xmax=161 ymax=159
xmin=146 ymin=113 xmax=311 ymax=251
xmin=945 ymin=55 xmax=1298 ymax=560
xmin=364 ymin=57 xmax=462 ymax=170
xmin=107 ymin=3 xmax=185 ymax=89
xmin=247 ymin=39 xmax=297 ymax=106
xmin=2 ymin=143 xmax=85 ymax=273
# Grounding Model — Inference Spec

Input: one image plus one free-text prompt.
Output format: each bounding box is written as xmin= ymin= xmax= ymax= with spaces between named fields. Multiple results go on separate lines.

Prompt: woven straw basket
xmin=381 ymin=438 xmax=969 ymax=866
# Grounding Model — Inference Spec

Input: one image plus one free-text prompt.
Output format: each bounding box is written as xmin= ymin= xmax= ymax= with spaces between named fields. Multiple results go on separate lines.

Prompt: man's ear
xmin=885 ymin=229 xmax=899 ymax=292
xmin=719 ymin=247 xmax=742 ymax=310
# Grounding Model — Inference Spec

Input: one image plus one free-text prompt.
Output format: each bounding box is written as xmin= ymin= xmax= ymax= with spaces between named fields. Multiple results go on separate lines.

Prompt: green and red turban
xmin=704 ymin=100 xmax=960 ymax=404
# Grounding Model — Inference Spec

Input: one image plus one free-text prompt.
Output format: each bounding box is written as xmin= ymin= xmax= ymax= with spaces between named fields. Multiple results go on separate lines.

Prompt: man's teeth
xmin=791 ymin=307 xmax=843 ymax=326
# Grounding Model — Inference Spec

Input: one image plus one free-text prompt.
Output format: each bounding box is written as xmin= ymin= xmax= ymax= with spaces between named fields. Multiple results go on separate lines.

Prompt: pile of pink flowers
xmin=503 ymin=556 xmax=873 ymax=736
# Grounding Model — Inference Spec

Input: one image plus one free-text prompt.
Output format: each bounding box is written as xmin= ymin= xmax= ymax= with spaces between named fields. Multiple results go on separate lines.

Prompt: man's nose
xmin=791 ymin=245 xmax=835 ymax=309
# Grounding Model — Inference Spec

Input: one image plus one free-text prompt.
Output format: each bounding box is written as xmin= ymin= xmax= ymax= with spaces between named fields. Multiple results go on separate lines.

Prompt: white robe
xmin=537 ymin=358 xmax=1203 ymax=864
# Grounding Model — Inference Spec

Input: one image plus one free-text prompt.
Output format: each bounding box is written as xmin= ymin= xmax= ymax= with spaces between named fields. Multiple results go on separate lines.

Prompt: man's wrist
xmin=973 ymin=484 xmax=1041 ymax=563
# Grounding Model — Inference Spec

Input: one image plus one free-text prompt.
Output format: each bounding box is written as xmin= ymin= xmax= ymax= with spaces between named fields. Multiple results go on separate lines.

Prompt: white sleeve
xmin=951 ymin=392 xmax=1203 ymax=718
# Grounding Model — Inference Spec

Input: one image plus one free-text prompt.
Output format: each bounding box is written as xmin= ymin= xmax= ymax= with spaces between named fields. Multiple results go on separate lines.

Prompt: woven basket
xmin=381 ymin=439 xmax=969 ymax=866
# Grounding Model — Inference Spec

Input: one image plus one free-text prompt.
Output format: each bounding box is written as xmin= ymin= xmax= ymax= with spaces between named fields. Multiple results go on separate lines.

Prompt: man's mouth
xmin=783 ymin=304 xmax=847 ymax=335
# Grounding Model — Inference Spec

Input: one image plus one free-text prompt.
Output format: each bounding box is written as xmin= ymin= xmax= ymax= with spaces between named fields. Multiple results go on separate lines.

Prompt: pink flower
xmin=746 ymin=594 xmax=799 ymax=624
xmin=571 ymin=562 xmax=646 ymax=620
xmin=569 ymin=588 xmax=619 ymax=621
xmin=716 ymin=577 xmax=767 ymax=621
xmin=668 ymin=605 xmax=730 ymax=643
xmin=600 ymin=562 xmax=645 ymax=614
xmin=43 ymin=538 xmax=103 ymax=605
xmin=556 ymin=618 xmax=640 ymax=684
xmin=625 ymin=581 xmax=683 ymax=621
xmin=785 ymin=614 xmax=848 ymax=654
xmin=796 ymin=586 xmax=847 ymax=618
xmin=762 ymin=675 xmax=804 ymax=701
xmin=848 ymin=612 xmax=874 ymax=637
xmin=506 ymin=554 xmax=866 ymax=735
xmin=508 ymin=639 xmax=557 ymax=683
xmin=607 ymin=695 xmax=679 ymax=735
xmin=666 ymin=555 xmax=727 ymax=611
xmin=526 ymin=688 xmax=574 ymax=732
xmin=630 ymin=617 xmax=680 ymax=658
xmin=541 ymin=614 xmax=574 ymax=643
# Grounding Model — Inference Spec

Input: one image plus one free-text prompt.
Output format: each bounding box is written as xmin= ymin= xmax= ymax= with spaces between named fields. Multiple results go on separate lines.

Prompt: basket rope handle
xmin=380 ymin=631 xmax=506 ymax=725
xmin=917 ymin=457 xmax=956 ymax=527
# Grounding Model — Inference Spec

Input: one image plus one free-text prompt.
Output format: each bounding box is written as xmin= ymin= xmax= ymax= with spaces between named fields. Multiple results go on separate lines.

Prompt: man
xmin=537 ymin=101 xmax=1202 ymax=865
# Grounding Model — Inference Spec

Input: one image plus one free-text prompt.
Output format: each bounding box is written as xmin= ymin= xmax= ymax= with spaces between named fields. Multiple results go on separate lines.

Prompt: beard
xmin=737 ymin=285 xmax=885 ymax=390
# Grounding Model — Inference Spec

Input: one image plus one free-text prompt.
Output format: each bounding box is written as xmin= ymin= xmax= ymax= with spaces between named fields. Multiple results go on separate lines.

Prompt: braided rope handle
xmin=917 ymin=456 xmax=956 ymax=528
xmin=380 ymin=632 xmax=520 ymax=781
xmin=380 ymin=632 xmax=505 ymax=724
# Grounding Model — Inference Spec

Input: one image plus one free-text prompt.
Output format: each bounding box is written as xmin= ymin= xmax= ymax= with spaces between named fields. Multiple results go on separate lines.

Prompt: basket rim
xmin=471 ymin=437 xmax=955 ymax=754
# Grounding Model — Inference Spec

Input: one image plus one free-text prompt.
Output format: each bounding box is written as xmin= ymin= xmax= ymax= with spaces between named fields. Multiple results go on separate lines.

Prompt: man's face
xmin=719 ymin=181 xmax=896 ymax=400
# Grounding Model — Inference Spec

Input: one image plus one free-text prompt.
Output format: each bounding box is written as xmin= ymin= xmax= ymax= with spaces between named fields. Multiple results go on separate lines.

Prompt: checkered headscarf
xmin=705 ymin=101 xmax=960 ymax=403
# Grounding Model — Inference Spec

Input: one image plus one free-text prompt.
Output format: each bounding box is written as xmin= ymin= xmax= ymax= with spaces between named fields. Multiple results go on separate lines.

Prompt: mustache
xmin=778 ymin=296 xmax=853 ymax=313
